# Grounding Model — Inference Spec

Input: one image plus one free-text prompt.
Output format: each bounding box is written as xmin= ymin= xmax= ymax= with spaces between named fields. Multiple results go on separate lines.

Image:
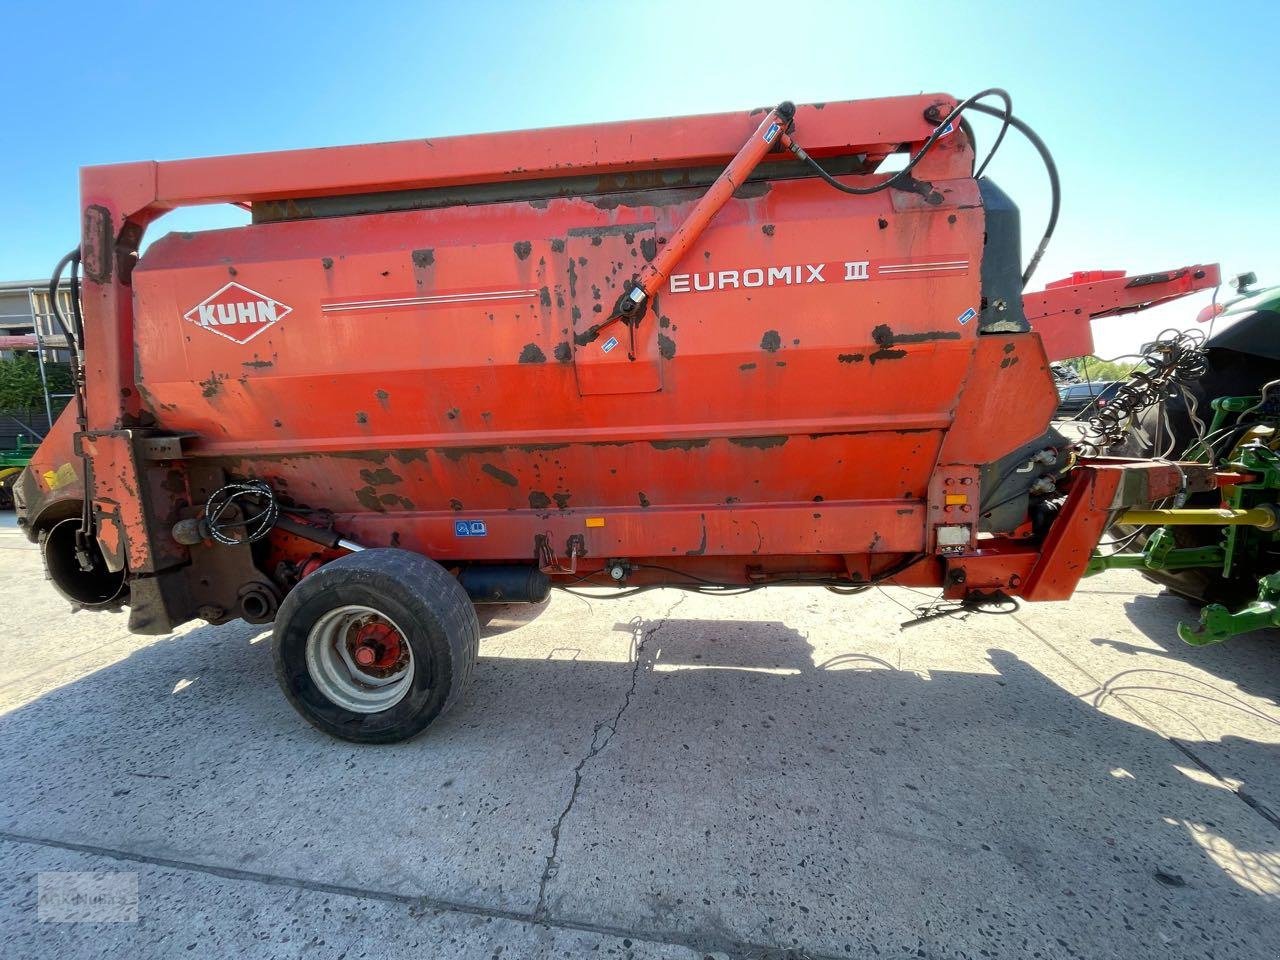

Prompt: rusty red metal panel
xmin=19 ymin=92 xmax=1219 ymax=636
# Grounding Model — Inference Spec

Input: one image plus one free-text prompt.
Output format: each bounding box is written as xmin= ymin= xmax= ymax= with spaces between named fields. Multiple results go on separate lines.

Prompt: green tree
xmin=0 ymin=355 xmax=73 ymax=415
xmin=1065 ymin=356 xmax=1140 ymax=382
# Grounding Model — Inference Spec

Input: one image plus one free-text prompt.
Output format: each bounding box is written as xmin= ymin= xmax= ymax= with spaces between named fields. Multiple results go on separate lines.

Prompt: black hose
xmin=48 ymin=249 xmax=81 ymax=353
xmin=789 ymin=91 xmax=1060 ymax=289
xmin=964 ymin=102 xmax=1060 ymax=286
xmin=787 ymin=88 xmax=1013 ymax=198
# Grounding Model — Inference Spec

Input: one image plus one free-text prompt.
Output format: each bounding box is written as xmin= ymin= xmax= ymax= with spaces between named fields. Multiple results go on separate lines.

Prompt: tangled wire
xmin=205 ymin=480 xmax=279 ymax=546
xmin=1078 ymin=329 xmax=1208 ymax=455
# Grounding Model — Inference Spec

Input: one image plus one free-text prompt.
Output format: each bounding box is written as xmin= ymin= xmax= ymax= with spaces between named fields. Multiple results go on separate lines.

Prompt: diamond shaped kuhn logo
xmin=183 ymin=282 xmax=292 ymax=344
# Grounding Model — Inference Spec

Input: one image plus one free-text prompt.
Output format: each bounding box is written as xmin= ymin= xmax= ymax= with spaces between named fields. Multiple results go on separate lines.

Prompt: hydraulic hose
xmin=787 ymin=90 xmax=1060 ymax=288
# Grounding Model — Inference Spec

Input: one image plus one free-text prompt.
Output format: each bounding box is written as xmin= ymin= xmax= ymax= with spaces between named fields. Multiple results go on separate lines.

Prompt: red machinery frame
xmin=19 ymin=93 xmax=1223 ymax=634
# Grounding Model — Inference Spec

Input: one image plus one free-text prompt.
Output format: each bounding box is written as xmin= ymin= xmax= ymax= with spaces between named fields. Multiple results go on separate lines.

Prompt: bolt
xmin=354 ymin=646 xmax=376 ymax=667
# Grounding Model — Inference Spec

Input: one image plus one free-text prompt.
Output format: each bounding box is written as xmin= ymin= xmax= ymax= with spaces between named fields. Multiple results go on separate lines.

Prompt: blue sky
xmin=2 ymin=0 xmax=1276 ymax=355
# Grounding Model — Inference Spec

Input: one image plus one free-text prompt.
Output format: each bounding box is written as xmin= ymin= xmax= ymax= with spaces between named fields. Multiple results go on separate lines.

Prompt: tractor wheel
xmin=272 ymin=548 xmax=479 ymax=744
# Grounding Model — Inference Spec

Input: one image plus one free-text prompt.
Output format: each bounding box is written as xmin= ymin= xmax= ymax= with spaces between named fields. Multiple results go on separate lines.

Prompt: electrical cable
xmin=1076 ymin=329 xmax=1208 ymax=456
xmin=555 ymin=553 xmax=927 ymax=598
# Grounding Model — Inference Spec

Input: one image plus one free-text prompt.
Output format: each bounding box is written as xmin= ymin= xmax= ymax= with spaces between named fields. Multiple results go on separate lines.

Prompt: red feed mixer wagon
xmin=15 ymin=92 xmax=1221 ymax=742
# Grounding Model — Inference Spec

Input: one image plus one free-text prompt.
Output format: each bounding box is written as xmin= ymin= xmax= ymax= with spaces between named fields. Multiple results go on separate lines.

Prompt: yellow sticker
xmin=43 ymin=462 xmax=77 ymax=491
xmin=944 ymin=493 xmax=968 ymax=506
xmin=585 ymin=517 xmax=606 ymax=528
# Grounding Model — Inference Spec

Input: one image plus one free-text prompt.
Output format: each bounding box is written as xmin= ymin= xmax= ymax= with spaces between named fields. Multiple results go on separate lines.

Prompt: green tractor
xmin=0 ymin=435 xmax=40 ymax=510
xmin=1089 ymin=276 xmax=1280 ymax=644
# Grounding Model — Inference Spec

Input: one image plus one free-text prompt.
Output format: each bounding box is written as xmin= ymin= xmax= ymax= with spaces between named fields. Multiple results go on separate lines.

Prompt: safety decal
xmin=763 ymin=122 xmax=781 ymax=144
xmin=601 ymin=336 xmax=620 ymax=354
xmin=454 ymin=520 xmax=488 ymax=537
xmin=956 ymin=307 xmax=977 ymax=325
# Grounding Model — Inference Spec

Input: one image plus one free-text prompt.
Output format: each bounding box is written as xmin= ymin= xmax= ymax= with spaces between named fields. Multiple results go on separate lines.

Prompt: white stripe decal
xmin=322 ymin=289 xmax=538 ymax=312
xmin=878 ymin=261 xmax=968 ymax=270
xmin=878 ymin=265 xmax=969 ymax=274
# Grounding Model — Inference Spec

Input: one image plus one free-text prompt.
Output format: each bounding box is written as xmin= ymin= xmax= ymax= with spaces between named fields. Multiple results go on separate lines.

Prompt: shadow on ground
xmin=1 ymin=593 xmax=1277 ymax=959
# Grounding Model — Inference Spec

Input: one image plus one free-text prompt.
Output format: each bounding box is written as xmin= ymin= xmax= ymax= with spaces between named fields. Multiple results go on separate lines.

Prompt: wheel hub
xmin=347 ymin=619 xmax=407 ymax=676
xmin=304 ymin=604 xmax=416 ymax=714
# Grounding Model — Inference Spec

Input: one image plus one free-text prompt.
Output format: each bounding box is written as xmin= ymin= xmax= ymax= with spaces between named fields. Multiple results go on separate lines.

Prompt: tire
xmin=272 ymin=548 xmax=479 ymax=744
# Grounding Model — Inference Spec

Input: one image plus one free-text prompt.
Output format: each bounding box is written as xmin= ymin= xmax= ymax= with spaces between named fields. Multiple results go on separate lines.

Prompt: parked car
xmin=1056 ymin=380 xmax=1121 ymax=418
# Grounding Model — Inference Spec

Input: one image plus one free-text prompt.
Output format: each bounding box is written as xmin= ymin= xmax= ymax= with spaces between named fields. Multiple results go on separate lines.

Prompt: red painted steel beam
xmin=1023 ymin=265 xmax=1220 ymax=361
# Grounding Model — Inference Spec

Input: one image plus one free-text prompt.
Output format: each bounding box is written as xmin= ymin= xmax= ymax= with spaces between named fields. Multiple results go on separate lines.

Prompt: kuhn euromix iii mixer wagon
xmin=16 ymin=91 xmax=1247 ymax=742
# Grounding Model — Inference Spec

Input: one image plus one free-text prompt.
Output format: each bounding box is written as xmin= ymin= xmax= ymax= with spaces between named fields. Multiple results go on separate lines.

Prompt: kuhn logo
xmin=183 ymin=282 xmax=292 ymax=344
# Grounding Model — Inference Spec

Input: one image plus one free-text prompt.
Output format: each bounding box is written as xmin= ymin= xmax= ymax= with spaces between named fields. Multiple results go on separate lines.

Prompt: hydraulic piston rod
xmin=582 ymin=101 xmax=797 ymax=349
xmin=1117 ymin=505 xmax=1278 ymax=530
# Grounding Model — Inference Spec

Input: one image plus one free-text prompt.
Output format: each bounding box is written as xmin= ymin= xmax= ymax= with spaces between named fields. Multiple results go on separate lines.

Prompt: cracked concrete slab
xmin=1 ymin=513 xmax=1277 ymax=958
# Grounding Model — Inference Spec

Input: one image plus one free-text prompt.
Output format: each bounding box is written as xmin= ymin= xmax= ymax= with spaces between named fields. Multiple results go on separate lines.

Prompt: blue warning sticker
xmin=957 ymin=307 xmax=977 ymax=325
xmin=601 ymin=336 xmax=620 ymax=354
xmin=454 ymin=520 xmax=488 ymax=537
xmin=938 ymin=121 xmax=955 ymax=137
xmin=764 ymin=122 xmax=781 ymax=143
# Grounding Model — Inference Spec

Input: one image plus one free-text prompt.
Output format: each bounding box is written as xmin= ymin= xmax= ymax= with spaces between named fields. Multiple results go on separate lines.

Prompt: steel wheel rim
xmin=305 ymin=604 xmax=415 ymax=713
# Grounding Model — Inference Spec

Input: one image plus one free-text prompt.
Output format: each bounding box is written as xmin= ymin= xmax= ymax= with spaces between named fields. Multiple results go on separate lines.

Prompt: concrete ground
xmin=1 ymin=513 xmax=1278 ymax=959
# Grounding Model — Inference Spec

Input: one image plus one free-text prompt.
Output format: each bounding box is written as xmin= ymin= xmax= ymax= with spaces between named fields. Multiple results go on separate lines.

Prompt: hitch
xmin=1180 ymin=572 xmax=1280 ymax=646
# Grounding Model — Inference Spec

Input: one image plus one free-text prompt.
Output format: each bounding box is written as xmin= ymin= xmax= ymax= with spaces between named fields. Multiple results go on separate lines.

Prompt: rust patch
xmin=837 ymin=353 xmax=864 ymax=364
xmin=761 ymin=224 xmax=775 ymax=237
xmin=539 ymin=286 xmax=552 ymax=308
xmin=519 ymin=343 xmax=547 ymax=364
xmin=375 ymin=389 xmax=390 ymax=410
xmin=552 ymin=492 xmax=571 ymax=510
xmin=685 ymin=514 xmax=708 ymax=556
xmin=450 ymin=498 xmax=464 ymax=511
xmin=529 ymin=490 xmax=552 ymax=510
xmin=321 ymin=257 xmax=334 ymax=270
xmin=411 ymin=248 xmax=435 ymax=267
xmin=760 ymin=330 xmax=782 ymax=353
xmin=355 ymin=411 xmax=369 ymax=424
xmin=638 ymin=491 xmax=650 ymax=508
xmin=553 ymin=342 xmax=572 ymax=363
xmin=441 ymin=445 xmax=506 ymax=462
xmin=739 ymin=362 xmax=757 ymax=371
xmin=640 ymin=237 xmax=658 ymax=261
xmin=199 ymin=372 xmax=225 ymax=398
xmin=482 ymin=463 xmax=518 ymax=486
xmin=550 ymin=238 xmax=566 ymax=253
xmin=658 ymin=334 xmax=676 ymax=360
xmin=355 ymin=486 xmax=385 ymax=512
xmin=730 ymin=435 xmax=788 ymax=449
xmin=242 ymin=357 xmax=273 ymax=369
xmin=514 ymin=241 xmax=533 ymax=261
xmin=650 ymin=438 xmax=709 ymax=451
xmin=359 ymin=467 xmax=402 ymax=486
xmin=392 ymin=449 xmax=428 ymax=464
xmin=446 ymin=408 xmax=459 ymax=420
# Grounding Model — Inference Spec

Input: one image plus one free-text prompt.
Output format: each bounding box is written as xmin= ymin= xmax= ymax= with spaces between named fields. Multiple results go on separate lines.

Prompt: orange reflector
xmin=944 ymin=493 xmax=968 ymax=505
xmin=585 ymin=517 xmax=606 ymax=528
